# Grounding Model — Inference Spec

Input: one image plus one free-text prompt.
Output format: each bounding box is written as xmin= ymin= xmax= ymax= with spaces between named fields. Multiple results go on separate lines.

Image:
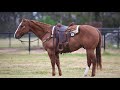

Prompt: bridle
xmin=17 ymin=20 xmax=53 ymax=44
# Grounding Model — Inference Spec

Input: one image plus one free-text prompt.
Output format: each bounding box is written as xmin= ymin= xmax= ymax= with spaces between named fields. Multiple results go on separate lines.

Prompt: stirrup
xmin=58 ymin=44 xmax=63 ymax=52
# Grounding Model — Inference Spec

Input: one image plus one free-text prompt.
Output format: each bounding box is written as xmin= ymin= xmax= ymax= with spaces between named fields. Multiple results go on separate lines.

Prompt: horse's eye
xmin=21 ymin=25 xmax=24 ymax=28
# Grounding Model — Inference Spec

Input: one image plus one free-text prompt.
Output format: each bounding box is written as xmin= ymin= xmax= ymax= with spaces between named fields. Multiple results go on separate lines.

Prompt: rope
xmin=18 ymin=38 xmax=39 ymax=43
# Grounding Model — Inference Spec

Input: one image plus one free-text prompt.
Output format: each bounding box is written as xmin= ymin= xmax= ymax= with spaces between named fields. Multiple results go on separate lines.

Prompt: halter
xmin=17 ymin=21 xmax=39 ymax=44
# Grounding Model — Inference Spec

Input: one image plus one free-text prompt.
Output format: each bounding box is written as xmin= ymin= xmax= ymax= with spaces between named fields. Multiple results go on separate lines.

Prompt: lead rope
xmin=18 ymin=38 xmax=39 ymax=47
xmin=18 ymin=38 xmax=39 ymax=43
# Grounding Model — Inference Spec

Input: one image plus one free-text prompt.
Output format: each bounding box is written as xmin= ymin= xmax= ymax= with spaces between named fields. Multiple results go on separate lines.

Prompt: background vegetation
xmin=1 ymin=12 xmax=120 ymax=33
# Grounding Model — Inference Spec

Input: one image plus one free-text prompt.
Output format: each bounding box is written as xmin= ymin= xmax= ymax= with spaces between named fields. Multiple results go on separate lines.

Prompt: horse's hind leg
xmin=87 ymin=49 xmax=96 ymax=77
xmin=55 ymin=53 xmax=62 ymax=76
xmin=91 ymin=52 xmax=96 ymax=77
xmin=84 ymin=50 xmax=92 ymax=76
xmin=84 ymin=49 xmax=96 ymax=77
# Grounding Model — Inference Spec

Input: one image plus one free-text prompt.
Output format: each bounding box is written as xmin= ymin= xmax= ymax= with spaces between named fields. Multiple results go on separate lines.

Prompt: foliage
xmin=79 ymin=16 xmax=90 ymax=24
xmin=38 ymin=16 xmax=57 ymax=25
xmin=1 ymin=12 xmax=120 ymax=33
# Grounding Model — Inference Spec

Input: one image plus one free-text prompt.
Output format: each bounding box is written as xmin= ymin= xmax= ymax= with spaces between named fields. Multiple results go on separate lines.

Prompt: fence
xmin=0 ymin=31 xmax=13 ymax=48
xmin=0 ymin=32 xmax=40 ymax=54
xmin=0 ymin=28 xmax=120 ymax=54
xmin=99 ymin=28 xmax=120 ymax=51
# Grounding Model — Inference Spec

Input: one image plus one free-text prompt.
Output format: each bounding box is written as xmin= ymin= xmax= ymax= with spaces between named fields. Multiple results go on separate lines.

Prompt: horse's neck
xmin=29 ymin=21 xmax=51 ymax=40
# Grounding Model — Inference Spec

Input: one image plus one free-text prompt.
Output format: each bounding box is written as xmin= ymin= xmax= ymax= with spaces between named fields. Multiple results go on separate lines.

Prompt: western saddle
xmin=53 ymin=22 xmax=75 ymax=54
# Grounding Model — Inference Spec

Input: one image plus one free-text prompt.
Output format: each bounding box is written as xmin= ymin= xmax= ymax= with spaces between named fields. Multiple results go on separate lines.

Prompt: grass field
xmin=0 ymin=49 xmax=120 ymax=78
xmin=0 ymin=38 xmax=120 ymax=78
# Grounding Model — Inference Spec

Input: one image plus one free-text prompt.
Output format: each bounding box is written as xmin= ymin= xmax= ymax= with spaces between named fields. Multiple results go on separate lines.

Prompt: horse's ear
xmin=19 ymin=18 xmax=23 ymax=22
xmin=18 ymin=18 xmax=26 ymax=23
xmin=22 ymin=18 xmax=28 ymax=22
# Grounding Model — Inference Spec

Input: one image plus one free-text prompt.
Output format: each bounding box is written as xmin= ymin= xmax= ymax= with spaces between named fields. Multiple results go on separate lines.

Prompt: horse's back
xmin=80 ymin=25 xmax=99 ymax=38
xmin=80 ymin=25 xmax=98 ymax=33
xmin=79 ymin=25 xmax=100 ymax=49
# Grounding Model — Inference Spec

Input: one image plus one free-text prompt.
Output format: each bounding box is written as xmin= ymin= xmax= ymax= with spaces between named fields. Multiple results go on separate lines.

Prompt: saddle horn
xmin=56 ymin=23 xmax=62 ymax=27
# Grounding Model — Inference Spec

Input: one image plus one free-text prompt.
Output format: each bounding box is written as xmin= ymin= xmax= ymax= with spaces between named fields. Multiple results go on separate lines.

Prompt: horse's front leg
xmin=55 ymin=53 xmax=62 ymax=76
xmin=47 ymin=49 xmax=56 ymax=76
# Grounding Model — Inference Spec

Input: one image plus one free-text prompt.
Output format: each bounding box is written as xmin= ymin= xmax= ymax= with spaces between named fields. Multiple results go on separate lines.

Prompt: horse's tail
xmin=96 ymin=30 xmax=102 ymax=70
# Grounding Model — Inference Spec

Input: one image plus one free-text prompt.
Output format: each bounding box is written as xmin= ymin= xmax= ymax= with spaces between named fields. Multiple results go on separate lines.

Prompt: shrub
xmin=38 ymin=16 xmax=57 ymax=25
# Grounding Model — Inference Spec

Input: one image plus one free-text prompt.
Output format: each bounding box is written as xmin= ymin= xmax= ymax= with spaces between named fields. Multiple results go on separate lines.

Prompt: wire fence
xmin=0 ymin=28 xmax=120 ymax=54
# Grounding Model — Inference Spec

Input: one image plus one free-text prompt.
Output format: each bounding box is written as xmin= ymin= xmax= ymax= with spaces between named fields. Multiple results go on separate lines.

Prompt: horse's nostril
xmin=14 ymin=33 xmax=17 ymax=38
xmin=14 ymin=35 xmax=19 ymax=39
xmin=14 ymin=35 xmax=17 ymax=39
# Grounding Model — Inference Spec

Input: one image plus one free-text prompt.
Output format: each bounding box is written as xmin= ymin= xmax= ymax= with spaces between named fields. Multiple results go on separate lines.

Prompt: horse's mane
xmin=30 ymin=20 xmax=52 ymax=27
xmin=29 ymin=19 xmax=52 ymax=32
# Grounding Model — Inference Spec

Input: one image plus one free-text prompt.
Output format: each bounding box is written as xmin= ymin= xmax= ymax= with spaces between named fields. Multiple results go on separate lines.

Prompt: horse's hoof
xmin=91 ymin=74 xmax=95 ymax=77
xmin=52 ymin=73 xmax=56 ymax=76
xmin=59 ymin=73 xmax=62 ymax=76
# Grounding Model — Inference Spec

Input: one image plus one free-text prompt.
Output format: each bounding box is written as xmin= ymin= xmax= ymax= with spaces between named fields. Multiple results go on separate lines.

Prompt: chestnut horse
xmin=14 ymin=19 xmax=102 ymax=77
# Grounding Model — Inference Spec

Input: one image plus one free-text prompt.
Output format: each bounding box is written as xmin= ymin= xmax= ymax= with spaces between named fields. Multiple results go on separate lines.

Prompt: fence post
xmin=8 ymin=31 xmax=11 ymax=48
xmin=103 ymin=33 xmax=106 ymax=51
xmin=117 ymin=29 xmax=119 ymax=49
xmin=28 ymin=32 xmax=31 ymax=54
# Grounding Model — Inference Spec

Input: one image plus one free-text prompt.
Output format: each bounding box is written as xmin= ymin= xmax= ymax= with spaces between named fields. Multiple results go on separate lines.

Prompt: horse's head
xmin=14 ymin=19 xmax=30 ymax=39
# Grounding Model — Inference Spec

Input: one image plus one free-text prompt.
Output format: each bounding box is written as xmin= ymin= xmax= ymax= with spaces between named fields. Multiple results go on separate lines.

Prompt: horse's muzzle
xmin=14 ymin=35 xmax=20 ymax=39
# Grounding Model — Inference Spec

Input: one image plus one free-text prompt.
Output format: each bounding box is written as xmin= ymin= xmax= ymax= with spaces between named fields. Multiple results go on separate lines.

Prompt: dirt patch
xmin=0 ymin=47 xmax=86 ymax=54
xmin=0 ymin=48 xmax=46 ymax=54
xmin=0 ymin=48 xmax=19 ymax=53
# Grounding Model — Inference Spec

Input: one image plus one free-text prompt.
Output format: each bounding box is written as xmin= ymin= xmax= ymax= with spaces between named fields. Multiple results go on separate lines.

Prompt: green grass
xmin=0 ymin=52 xmax=120 ymax=78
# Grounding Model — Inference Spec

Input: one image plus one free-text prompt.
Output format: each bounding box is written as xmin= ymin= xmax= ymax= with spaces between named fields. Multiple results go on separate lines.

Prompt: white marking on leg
xmin=84 ymin=66 xmax=89 ymax=77
xmin=14 ymin=21 xmax=22 ymax=38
